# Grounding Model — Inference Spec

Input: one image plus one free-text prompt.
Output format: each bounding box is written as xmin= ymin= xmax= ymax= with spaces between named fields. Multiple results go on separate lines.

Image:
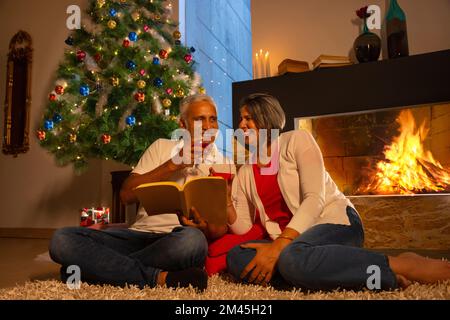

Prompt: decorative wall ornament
xmin=2 ymin=30 xmax=33 ymax=157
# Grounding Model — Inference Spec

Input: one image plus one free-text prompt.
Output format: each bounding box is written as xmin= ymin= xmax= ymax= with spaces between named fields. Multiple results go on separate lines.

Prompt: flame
xmin=361 ymin=110 xmax=450 ymax=195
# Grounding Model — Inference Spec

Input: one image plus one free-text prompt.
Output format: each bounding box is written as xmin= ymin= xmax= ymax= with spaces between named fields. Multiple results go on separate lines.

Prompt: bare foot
xmin=396 ymin=274 xmax=412 ymax=289
xmin=391 ymin=252 xmax=450 ymax=284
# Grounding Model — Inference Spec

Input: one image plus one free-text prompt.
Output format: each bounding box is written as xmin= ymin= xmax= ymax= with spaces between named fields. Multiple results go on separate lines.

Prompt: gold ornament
xmin=199 ymin=87 xmax=206 ymax=94
xmin=120 ymin=0 xmax=127 ymax=3
xmin=173 ymin=30 xmax=182 ymax=40
xmin=107 ymin=20 xmax=117 ymax=29
xmin=69 ymin=134 xmax=77 ymax=143
xmin=162 ymin=98 xmax=172 ymax=108
xmin=110 ymin=76 xmax=120 ymax=87
xmin=97 ymin=0 xmax=106 ymax=8
xmin=169 ymin=115 xmax=178 ymax=121
xmin=131 ymin=11 xmax=141 ymax=21
xmin=154 ymin=14 xmax=161 ymax=21
xmin=137 ymin=80 xmax=146 ymax=89
xmin=176 ymin=89 xmax=185 ymax=98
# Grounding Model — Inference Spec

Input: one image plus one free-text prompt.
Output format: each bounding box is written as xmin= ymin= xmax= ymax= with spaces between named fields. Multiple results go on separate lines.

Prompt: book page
xmin=134 ymin=183 xmax=185 ymax=216
xmin=183 ymin=177 xmax=228 ymax=225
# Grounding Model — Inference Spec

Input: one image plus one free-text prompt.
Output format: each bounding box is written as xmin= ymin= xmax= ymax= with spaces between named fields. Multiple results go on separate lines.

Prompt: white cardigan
xmin=229 ymin=130 xmax=356 ymax=240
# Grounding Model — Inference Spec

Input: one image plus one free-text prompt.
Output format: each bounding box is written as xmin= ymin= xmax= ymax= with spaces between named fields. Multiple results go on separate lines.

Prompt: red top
xmin=252 ymin=164 xmax=293 ymax=231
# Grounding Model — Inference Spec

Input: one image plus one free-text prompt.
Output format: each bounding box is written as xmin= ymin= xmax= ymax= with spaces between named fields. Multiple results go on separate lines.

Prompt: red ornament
xmin=55 ymin=86 xmax=64 ymax=95
xmin=37 ymin=130 xmax=46 ymax=141
xmin=134 ymin=92 xmax=145 ymax=103
xmin=123 ymin=39 xmax=130 ymax=48
xmin=94 ymin=52 xmax=102 ymax=62
xmin=102 ymin=134 xmax=111 ymax=144
xmin=143 ymin=25 xmax=150 ymax=32
xmin=139 ymin=69 xmax=146 ymax=76
xmin=49 ymin=93 xmax=57 ymax=101
xmin=184 ymin=54 xmax=193 ymax=63
xmin=159 ymin=49 xmax=169 ymax=59
xmin=166 ymin=88 xmax=173 ymax=95
xmin=76 ymin=50 xmax=86 ymax=62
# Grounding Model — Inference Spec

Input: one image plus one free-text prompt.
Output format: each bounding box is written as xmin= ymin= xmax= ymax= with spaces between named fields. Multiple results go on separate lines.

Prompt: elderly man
xmin=49 ymin=94 xmax=233 ymax=292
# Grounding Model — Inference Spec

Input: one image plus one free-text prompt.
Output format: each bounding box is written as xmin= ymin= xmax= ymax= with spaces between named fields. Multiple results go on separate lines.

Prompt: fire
xmin=361 ymin=110 xmax=450 ymax=195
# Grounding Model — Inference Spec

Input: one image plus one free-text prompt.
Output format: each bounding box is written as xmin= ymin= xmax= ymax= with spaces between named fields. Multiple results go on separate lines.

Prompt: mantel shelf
xmin=232 ymin=49 xmax=450 ymax=131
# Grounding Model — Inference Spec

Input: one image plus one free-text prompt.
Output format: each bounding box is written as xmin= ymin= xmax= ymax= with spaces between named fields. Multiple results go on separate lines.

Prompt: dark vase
xmin=353 ymin=22 xmax=381 ymax=63
xmin=386 ymin=0 xmax=409 ymax=58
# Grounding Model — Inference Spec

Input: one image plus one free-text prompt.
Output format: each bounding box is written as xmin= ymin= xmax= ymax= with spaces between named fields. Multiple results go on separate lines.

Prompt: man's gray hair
xmin=239 ymin=93 xmax=286 ymax=130
xmin=179 ymin=94 xmax=218 ymax=120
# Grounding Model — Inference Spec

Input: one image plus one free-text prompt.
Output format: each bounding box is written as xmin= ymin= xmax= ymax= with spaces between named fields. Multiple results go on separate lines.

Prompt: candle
xmin=259 ymin=49 xmax=265 ymax=77
xmin=265 ymin=51 xmax=271 ymax=77
xmin=254 ymin=53 xmax=260 ymax=79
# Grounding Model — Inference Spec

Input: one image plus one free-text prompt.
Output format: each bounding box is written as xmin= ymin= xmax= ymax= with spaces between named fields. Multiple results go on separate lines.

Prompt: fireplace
xmin=296 ymin=103 xmax=450 ymax=249
xmin=297 ymin=103 xmax=450 ymax=197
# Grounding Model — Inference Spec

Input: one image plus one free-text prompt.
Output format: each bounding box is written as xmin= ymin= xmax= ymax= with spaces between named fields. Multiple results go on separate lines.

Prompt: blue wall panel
xmin=185 ymin=0 xmax=252 ymax=155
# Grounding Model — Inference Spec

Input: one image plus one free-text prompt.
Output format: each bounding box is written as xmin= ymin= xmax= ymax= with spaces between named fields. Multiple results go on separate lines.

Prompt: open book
xmin=133 ymin=177 xmax=228 ymax=225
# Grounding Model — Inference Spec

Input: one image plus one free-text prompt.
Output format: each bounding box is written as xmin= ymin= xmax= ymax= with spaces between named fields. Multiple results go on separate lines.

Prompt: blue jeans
xmin=49 ymin=226 xmax=208 ymax=288
xmin=227 ymin=207 xmax=398 ymax=291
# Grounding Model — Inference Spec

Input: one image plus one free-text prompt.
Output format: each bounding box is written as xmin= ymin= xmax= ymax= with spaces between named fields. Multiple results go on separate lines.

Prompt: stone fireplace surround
xmin=232 ymin=50 xmax=450 ymax=249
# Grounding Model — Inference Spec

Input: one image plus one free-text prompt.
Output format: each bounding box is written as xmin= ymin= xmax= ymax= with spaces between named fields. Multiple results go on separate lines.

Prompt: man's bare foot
xmin=389 ymin=252 xmax=450 ymax=285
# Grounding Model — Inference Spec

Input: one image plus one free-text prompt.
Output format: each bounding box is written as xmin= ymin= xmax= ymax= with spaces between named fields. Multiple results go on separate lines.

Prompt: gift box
xmin=80 ymin=207 xmax=110 ymax=227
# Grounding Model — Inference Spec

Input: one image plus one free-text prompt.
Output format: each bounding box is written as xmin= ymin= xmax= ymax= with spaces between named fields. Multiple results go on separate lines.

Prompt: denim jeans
xmin=227 ymin=207 xmax=398 ymax=291
xmin=49 ymin=226 xmax=208 ymax=288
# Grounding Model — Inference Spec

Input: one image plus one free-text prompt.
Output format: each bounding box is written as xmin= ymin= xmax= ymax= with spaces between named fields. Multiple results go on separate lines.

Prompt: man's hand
xmin=178 ymin=207 xmax=227 ymax=241
xmin=240 ymin=242 xmax=283 ymax=286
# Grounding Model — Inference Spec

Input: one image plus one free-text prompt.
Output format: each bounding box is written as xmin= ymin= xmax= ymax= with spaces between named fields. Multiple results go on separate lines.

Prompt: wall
xmin=252 ymin=0 xmax=450 ymax=75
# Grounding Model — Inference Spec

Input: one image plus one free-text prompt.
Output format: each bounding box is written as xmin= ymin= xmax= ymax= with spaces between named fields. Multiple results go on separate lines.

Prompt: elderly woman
xmin=225 ymin=93 xmax=450 ymax=291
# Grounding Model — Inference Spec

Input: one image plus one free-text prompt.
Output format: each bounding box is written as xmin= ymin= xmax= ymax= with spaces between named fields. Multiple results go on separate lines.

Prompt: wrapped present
xmin=80 ymin=207 xmax=110 ymax=227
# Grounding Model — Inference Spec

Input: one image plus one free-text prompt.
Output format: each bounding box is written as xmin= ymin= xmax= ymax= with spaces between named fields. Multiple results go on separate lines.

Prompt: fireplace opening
xmin=297 ymin=103 xmax=450 ymax=197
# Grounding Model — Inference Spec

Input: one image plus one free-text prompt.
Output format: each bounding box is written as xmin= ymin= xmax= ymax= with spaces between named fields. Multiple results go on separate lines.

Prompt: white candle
xmin=265 ymin=51 xmax=271 ymax=77
xmin=254 ymin=53 xmax=260 ymax=79
xmin=259 ymin=49 xmax=265 ymax=77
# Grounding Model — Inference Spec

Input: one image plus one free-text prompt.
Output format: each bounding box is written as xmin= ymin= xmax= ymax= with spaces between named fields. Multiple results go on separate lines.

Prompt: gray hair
xmin=239 ymin=93 xmax=286 ymax=130
xmin=179 ymin=94 xmax=218 ymax=120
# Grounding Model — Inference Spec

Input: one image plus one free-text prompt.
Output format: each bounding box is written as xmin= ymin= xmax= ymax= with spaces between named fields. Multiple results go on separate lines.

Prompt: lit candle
xmin=265 ymin=51 xmax=271 ymax=77
xmin=254 ymin=53 xmax=259 ymax=79
xmin=259 ymin=49 xmax=265 ymax=77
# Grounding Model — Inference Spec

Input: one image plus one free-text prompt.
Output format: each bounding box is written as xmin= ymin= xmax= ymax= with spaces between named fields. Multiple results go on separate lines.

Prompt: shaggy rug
xmin=0 ymin=275 xmax=449 ymax=300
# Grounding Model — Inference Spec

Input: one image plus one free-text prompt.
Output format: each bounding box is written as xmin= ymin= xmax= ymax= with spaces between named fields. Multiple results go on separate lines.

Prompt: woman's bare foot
xmin=389 ymin=252 xmax=450 ymax=285
xmin=396 ymin=274 xmax=412 ymax=289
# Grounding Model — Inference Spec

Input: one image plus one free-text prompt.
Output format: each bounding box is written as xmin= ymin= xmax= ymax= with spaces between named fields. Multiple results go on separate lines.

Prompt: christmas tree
xmin=38 ymin=0 xmax=203 ymax=173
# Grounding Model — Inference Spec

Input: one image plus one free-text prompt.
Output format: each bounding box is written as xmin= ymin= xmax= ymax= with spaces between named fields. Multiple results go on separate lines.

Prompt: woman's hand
xmin=240 ymin=242 xmax=284 ymax=285
xmin=209 ymin=168 xmax=234 ymax=204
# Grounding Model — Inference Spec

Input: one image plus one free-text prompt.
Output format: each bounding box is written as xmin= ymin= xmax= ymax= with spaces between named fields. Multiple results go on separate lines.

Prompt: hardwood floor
xmin=0 ymin=238 xmax=60 ymax=289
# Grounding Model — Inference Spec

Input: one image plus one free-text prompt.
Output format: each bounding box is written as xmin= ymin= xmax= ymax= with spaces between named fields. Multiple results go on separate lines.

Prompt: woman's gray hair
xmin=239 ymin=93 xmax=286 ymax=130
xmin=179 ymin=94 xmax=218 ymax=120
